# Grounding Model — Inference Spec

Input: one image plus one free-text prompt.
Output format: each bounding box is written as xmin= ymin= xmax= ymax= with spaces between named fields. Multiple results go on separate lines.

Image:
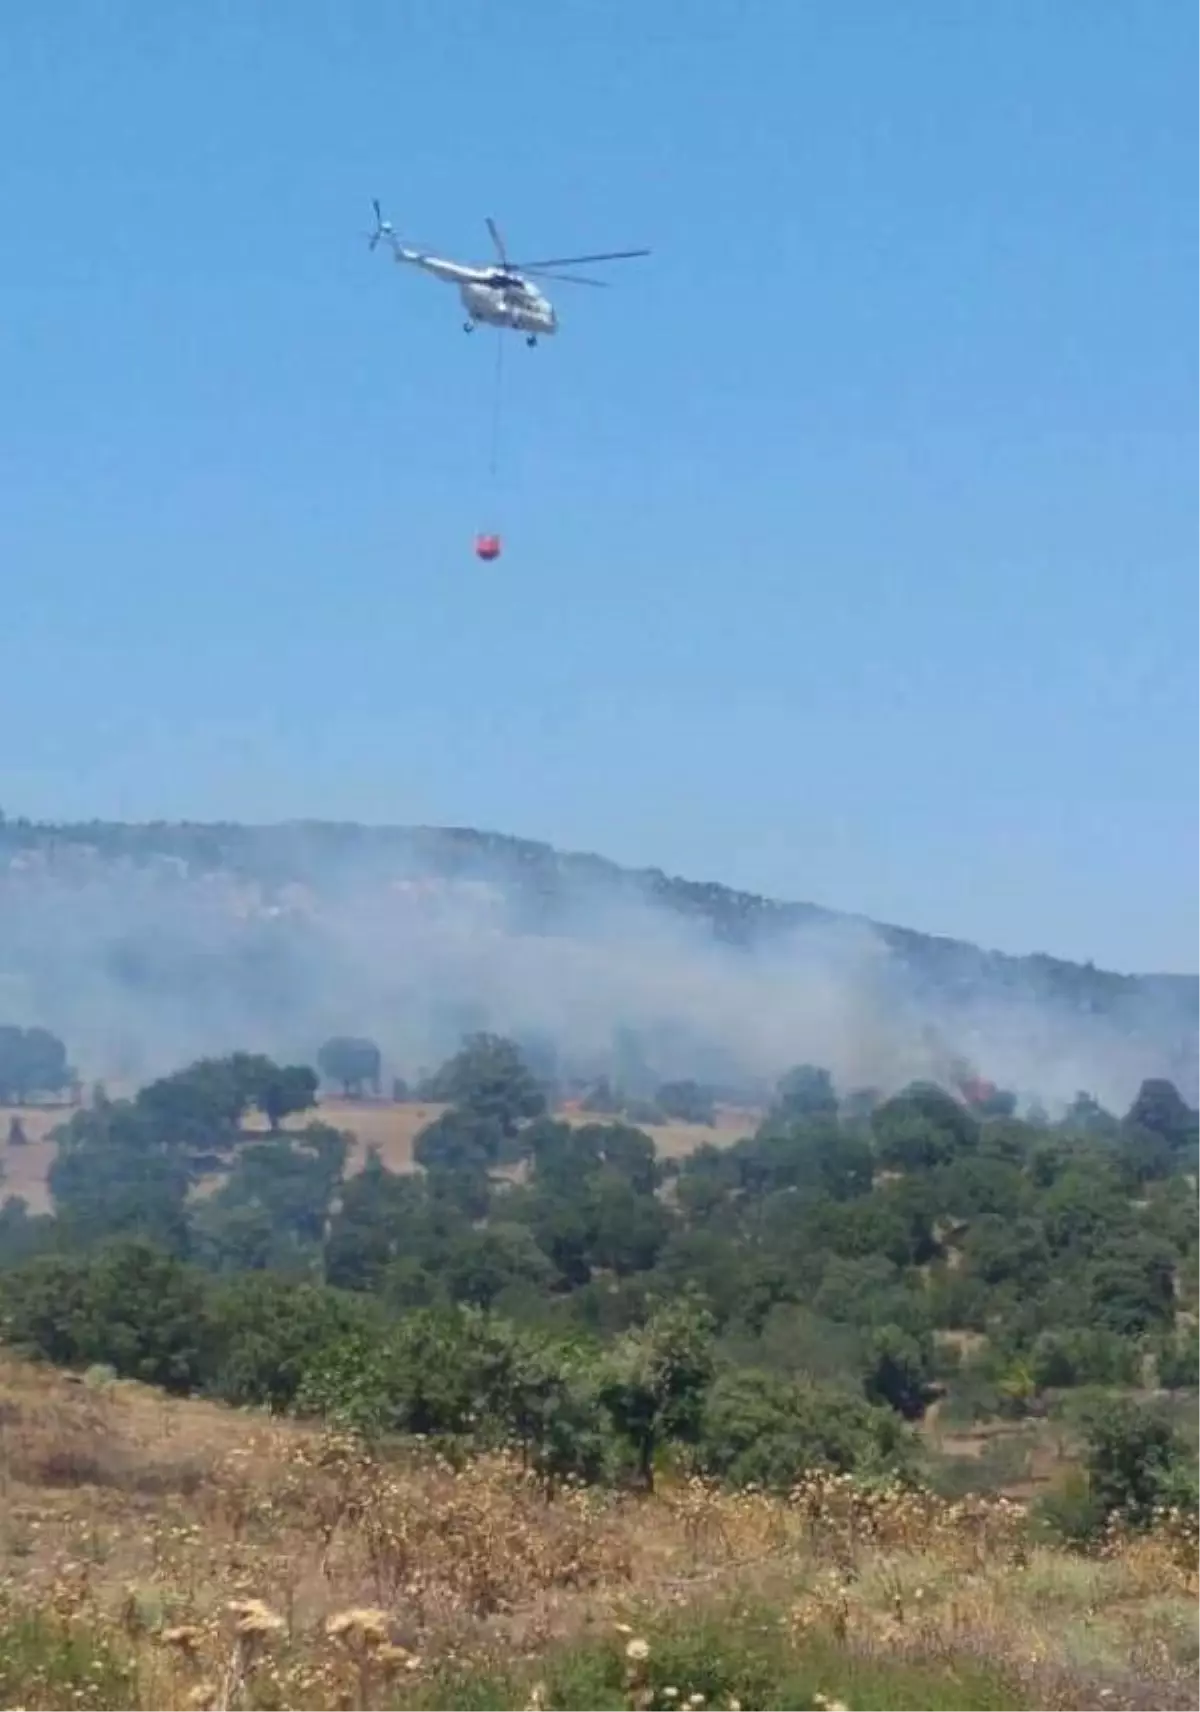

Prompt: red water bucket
xmin=475 ymin=533 xmax=502 ymax=561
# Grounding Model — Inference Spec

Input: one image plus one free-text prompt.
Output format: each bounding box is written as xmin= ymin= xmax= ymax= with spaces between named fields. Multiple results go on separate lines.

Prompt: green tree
xmin=48 ymin=1102 xmax=192 ymax=1254
xmin=599 ymin=1294 xmax=716 ymax=1489
xmin=192 ymin=1124 xmax=348 ymax=1276
xmin=1083 ymin=1398 xmax=1195 ymax=1529
xmin=413 ymin=1107 xmax=505 ymax=1175
xmin=317 ymin=1036 xmax=382 ymax=1098
xmin=325 ymin=1149 xmax=449 ymax=1294
xmin=773 ymin=1064 xmax=838 ymax=1121
xmin=655 ymin=1080 xmax=716 ymax=1126
xmin=1123 ymin=1079 xmax=1197 ymax=1156
xmin=206 ymin=1274 xmax=377 ymax=1410
xmin=1060 ymin=1091 xmax=1119 ymax=1139
xmin=136 ymin=1057 xmax=252 ymax=1151
xmin=423 ymin=1034 xmax=547 ymax=1136
xmin=697 ymin=1368 xmax=911 ymax=1490
xmin=1156 ymin=1329 xmax=1199 ymax=1391
xmin=872 ymin=1082 xmax=980 ymax=1173
xmin=251 ymin=1062 xmax=319 ymax=1131
xmin=862 ymin=1324 xmax=935 ymax=1420
xmin=1 ymin=1240 xmax=209 ymax=1392
xmin=1086 ymin=1236 xmax=1176 ymax=1336
xmin=0 ymin=1025 xmax=71 ymax=1103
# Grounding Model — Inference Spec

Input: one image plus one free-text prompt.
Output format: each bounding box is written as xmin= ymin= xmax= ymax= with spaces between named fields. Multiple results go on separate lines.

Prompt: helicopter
xmin=367 ymin=201 xmax=650 ymax=346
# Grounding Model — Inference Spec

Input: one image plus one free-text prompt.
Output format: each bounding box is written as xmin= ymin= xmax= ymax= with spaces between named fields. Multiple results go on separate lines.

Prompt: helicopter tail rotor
xmin=368 ymin=198 xmax=395 ymax=252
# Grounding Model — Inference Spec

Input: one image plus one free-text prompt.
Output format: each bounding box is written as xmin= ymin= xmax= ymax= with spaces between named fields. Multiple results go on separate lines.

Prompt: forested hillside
xmin=0 ymin=816 xmax=1195 ymax=1106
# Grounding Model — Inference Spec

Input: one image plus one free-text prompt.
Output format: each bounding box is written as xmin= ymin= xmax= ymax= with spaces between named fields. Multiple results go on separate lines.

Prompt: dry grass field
xmin=0 ymin=1353 xmax=1196 ymax=1711
xmin=0 ymin=1099 xmax=759 ymax=1216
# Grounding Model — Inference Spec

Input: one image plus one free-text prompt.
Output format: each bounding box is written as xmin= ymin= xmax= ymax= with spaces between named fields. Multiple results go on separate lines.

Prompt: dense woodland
xmin=0 ymin=1029 xmax=1196 ymax=1540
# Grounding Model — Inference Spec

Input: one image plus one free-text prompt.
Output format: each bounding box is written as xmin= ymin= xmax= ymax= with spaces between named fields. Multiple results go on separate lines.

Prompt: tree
xmin=7 ymin=1115 xmax=28 ymax=1146
xmin=197 ymin=1124 xmax=348 ymax=1269
xmin=698 ymin=1369 xmax=911 ymax=1490
xmin=1060 ymin=1091 xmax=1119 ymax=1139
xmin=423 ymin=1034 xmax=546 ymax=1136
xmin=252 ymin=1062 xmax=319 ymax=1132
xmin=207 ymin=1274 xmax=376 ymax=1411
xmin=655 ymin=1080 xmax=716 ymax=1126
xmin=773 ymin=1064 xmax=838 ymax=1121
xmin=1122 ymin=1075 xmax=1191 ymax=1157
xmin=413 ymin=1107 xmax=505 ymax=1175
xmin=135 ymin=1057 xmax=253 ymax=1156
xmin=1086 ymin=1236 xmax=1176 ymax=1337
xmin=0 ymin=1025 xmax=71 ymax=1104
xmin=599 ymin=1294 xmax=716 ymax=1489
xmin=442 ymin=1222 xmax=556 ymax=1309
xmin=317 ymin=1037 xmax=382 ymax=1098
xmin=1083 ymin=1398 xmax=1195 ymax=1530
xmin=1156 ymin=1329 xmax=1200 ymax=1391
xmin=48 ymin=1101 xmax=192 ymax=1254
xmin=737 ymin=1118 xmax=873 ymax=1202
xmin=324 ymin=1150 xmax=448 ymax=1295
xmin=1 ymin=1239 xmax=209 ymax=1392
xmin=862 ymin=1324 xmax=936 ymax=1420
xmin=872 ymin=1082 xmax=980 ymax=1172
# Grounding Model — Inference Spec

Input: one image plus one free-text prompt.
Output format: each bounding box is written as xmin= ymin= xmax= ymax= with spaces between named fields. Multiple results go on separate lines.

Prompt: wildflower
xmin=162 ymin=1624 xmax=204 ymax=1658
xmin=325 ymin=1607 xmax=391 ymax=1648
xmin=376 ymin=1643 xmax=411 ymax=1673
xmin=625 ymin=1638 xmax=651 ymax=1663
xmin=226 ymin=1599 xmax=284 ymax=1639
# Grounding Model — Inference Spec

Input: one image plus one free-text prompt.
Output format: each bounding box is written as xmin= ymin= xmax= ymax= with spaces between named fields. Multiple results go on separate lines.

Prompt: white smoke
xmin=0 ymin=827 xmax=1193 ymax=1114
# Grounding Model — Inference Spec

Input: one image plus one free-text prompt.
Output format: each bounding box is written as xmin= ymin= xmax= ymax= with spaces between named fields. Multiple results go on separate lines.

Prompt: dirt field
xmin=0 ymin=1103 xmax=63 ymax=1213
xmin=0 ymin=1099 xmax=759 ymax=1215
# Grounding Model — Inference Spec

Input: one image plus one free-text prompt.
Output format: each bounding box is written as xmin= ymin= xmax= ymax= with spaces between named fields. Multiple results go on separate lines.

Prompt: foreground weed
xmin=0 ymin=1607 xmax=137 ymax=1711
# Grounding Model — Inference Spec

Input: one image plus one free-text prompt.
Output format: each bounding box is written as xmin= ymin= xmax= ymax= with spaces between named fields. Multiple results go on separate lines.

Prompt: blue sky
xmin=2 ymin=0 xmax=1195 ymax=972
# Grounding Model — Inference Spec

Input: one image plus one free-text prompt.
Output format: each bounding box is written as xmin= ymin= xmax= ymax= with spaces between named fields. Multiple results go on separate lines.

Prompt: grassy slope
xmin=0 ymin=1355 xmax=1195 ymax=1711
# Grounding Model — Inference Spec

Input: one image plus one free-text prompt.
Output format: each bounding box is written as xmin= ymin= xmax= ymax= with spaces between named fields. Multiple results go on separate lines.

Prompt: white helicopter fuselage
xmin=399 ymin=248 xmax=557 ymax=337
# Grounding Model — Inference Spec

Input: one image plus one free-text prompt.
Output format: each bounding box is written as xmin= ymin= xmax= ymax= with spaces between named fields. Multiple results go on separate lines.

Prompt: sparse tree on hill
xmin=0 ymin=1025 xmax=72 ymax=1104
xmin=317 ymin=1037 xmax=382 ymax=1099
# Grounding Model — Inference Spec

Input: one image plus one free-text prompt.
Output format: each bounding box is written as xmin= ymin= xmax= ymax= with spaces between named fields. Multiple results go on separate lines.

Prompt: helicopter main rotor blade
xmin=486 ymin=217 xmax=509 ymax=265
xmin=522 ymin=268 xmax=610 ymax=287
xmin=510 ymin=247 xmax=650 ymax=269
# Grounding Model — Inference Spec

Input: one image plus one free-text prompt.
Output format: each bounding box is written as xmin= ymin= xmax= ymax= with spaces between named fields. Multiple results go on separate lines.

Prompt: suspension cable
xmin=487 ymin=327 xmax=505 ymax=481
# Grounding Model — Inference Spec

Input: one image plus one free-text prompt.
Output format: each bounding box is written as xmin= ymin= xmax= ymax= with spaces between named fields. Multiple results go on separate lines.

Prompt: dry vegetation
xmin=0 ymin=1354 xmax=1195 ymax=1711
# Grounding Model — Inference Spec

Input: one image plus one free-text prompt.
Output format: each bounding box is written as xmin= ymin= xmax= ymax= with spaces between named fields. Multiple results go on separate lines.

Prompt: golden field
xmin=0 ymin=1354 xmax=1195 ymax=1710
xmin=0 ymin=1098 xmax=759 ymax=1215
